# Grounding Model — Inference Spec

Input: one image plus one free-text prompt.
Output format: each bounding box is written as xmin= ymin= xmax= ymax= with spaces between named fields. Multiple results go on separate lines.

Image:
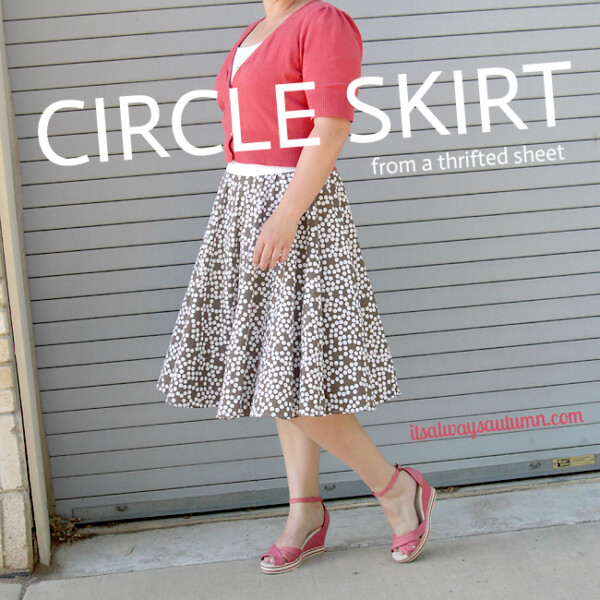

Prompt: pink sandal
xmin=372 ymin=463 xmax=437 ymax=562
xmin=260 ymin=496 xmax=330 ymax=574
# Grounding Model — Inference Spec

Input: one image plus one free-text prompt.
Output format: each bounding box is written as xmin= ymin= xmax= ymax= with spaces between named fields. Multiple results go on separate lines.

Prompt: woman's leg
xmin=291 ymin=413 xmax=419 ymax=543
xmin=261 ymin=416 xmax=326 ymax=565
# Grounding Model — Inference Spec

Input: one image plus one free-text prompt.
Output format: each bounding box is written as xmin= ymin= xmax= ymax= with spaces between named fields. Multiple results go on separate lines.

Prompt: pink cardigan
xmin=214 ymin=0 xmax=363 ymax=166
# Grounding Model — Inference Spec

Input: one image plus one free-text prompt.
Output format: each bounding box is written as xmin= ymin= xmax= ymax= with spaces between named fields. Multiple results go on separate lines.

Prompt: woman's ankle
xmin=376 ymin=470 xmax=415 ymax=504
xmin=289 ymin=500 xmax=323 ymax=513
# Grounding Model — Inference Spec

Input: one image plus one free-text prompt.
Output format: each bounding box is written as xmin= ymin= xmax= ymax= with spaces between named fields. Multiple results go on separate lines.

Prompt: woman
xmin=157 ymin=0 xmax=436 ymax=573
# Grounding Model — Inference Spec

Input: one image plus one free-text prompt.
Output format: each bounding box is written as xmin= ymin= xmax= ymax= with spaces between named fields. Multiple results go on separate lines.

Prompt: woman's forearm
xmin=251 ymin=116 xmax=352 ymax=270
xmin=275 ymin=116 xmax=351 ymax=222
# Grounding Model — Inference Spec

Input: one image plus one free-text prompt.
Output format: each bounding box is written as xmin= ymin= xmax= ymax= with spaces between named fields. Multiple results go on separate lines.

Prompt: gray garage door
xmin=2 ymin=0 xmax=599 ymax=523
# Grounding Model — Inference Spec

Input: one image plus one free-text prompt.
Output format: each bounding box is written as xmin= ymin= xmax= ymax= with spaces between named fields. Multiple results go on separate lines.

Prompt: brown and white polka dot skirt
xmin=156 ymin=168 xmax=401 ymax=419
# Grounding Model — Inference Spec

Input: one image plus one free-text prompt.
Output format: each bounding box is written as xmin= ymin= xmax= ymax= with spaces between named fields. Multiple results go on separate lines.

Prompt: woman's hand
xmin=252 ymin=204 xmax=300 ymax=271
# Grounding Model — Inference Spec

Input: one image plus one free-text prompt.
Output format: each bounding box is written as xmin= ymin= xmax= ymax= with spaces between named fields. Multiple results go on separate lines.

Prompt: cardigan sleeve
xmin=300 ymin=5 xmax=363 ymax=122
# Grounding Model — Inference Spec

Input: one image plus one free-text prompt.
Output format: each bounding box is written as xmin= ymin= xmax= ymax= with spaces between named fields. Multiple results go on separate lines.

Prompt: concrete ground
xmin=1 ymin=472 xmax=599 ymax=600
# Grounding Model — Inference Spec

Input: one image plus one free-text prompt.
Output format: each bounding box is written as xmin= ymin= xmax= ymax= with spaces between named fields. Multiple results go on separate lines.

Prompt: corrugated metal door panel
xmin=2 ymin=0 xmax=599 ymax=522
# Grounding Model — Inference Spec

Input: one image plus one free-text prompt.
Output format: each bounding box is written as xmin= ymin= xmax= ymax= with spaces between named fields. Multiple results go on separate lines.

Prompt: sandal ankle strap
xmin=289 ymin=496 xmax=323 ymax=503
xmin=372 ymin=463 xmax=402 ymax=497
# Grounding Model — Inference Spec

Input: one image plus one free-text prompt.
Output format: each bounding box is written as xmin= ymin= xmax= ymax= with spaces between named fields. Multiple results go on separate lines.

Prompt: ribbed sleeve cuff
xmin=306 ymin=85 xmax=355 ymax=122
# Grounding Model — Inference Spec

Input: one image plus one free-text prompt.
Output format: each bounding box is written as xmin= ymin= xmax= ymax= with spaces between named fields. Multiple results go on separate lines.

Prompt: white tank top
xmin=226 ymin=41 xmax=296 ymax=176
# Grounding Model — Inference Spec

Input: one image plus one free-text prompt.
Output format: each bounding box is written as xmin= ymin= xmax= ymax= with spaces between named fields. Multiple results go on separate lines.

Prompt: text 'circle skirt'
xmin=156 ymin=168 xmax=402 ymax=419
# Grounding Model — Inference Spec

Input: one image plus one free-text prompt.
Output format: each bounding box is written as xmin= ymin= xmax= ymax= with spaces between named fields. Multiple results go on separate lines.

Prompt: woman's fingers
xmin=279 ymin=245 xmax=290 ymax=264
xmin=268 ymin=245 xmax=283 ymax=269
xmin=252 ymin=238 xmax=266 ymax=268
xmin=260 ymin=242 xmax=279 ymax=270
xmin=253 ymin=208 xmax=298 ymax=270
xmin=253 ymin=238 xmax=287 ymax=271
xmin=253 ymin=237 xmax=270 ymax=270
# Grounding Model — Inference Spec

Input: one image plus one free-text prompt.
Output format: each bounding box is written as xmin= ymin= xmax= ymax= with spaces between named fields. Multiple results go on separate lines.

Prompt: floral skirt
xmin=156 ymin=167 xmax=401 ymax=419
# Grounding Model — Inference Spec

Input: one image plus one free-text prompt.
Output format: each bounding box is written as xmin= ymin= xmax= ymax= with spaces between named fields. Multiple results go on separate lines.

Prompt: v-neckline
xmin=228 ymin=0 xmax=320 ymax=89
